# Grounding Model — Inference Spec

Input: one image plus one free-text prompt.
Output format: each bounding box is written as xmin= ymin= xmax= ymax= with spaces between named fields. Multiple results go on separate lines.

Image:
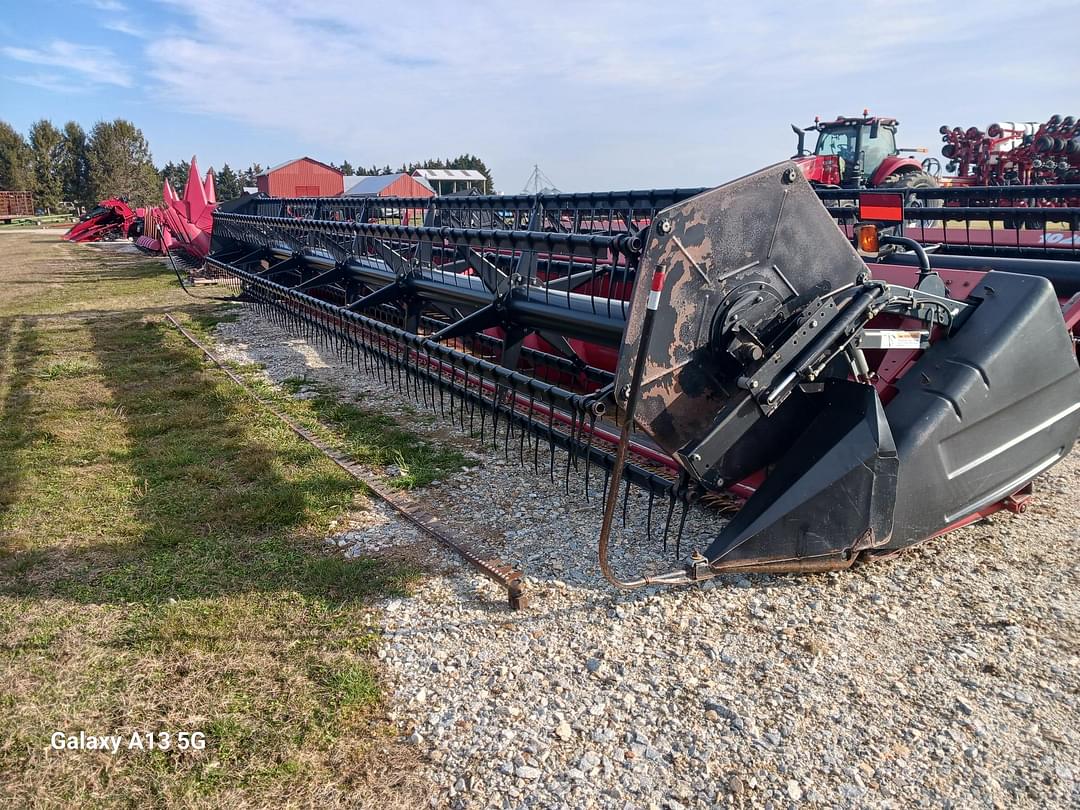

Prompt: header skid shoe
xmin=613 ymin=162 xmax=1080 ymax=576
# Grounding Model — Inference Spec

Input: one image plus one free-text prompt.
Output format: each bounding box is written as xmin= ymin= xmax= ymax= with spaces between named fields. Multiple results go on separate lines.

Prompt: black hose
xmin=880 ymin=234 xmax=932 ymax=284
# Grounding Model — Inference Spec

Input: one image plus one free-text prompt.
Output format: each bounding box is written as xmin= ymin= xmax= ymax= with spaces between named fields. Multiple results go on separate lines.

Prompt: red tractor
xmin=792 ymin=113 xmax=939 ymax=193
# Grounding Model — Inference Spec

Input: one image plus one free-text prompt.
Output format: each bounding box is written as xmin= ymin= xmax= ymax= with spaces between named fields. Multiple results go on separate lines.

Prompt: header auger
xmin=206 ymin=162 xmax=1080 ymax=591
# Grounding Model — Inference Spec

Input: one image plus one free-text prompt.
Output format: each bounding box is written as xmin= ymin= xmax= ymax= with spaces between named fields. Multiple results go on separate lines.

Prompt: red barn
xmin=343 ymin=173 xmax=435 ymax=198
xmin=256 ymin=157 xmax=343 ymax=197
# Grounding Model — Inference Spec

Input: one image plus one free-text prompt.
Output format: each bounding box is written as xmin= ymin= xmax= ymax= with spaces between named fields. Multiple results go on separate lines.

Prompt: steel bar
xmin=162 ymin=313 xmax=530 ymax=610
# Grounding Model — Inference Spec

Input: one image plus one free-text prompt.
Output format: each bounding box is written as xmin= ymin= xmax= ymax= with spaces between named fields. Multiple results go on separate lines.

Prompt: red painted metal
xmin=63 ymin=198 xmax=139 ymax=243
xmin=939 ymin=115 xmax=1080 ymax=187
xmin=256 ymin=157 xmax=344 ymax=197
xmin=869 ymin=154 xmax=927 ymax=185
xmin=157 ymin=156 xmax=216 ymax=259
xmin=64 ymin=155 xmax=217 ymax=262
xmin=840 ymin=220 xmax=1080 ymax=253
xmin=376 ymin=173 xmax=434 ymax=199
xmin=794 ymin=155 xmax=841 ymax=186
xmin=858 ymin=192 xmax=905 ymax=222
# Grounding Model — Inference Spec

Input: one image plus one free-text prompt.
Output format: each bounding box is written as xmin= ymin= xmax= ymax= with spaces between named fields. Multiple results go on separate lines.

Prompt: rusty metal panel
xmin=613 ymin=162 xmax=867 ymax=480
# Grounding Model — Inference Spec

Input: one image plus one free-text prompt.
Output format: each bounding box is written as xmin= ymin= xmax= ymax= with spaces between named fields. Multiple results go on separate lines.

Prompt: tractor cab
xmin=793 ymin=114 xmax=909 ymax=188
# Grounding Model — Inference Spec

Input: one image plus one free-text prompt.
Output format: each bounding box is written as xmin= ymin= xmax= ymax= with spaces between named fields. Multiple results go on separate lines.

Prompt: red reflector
xmin=859 ymin=192 xmax=904 ymax=223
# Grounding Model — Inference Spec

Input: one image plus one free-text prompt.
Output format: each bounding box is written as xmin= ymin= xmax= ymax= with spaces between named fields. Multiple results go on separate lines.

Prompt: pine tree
xmin=160 ymin=160 xmax=190 ymax=194
xmin=215 ymin=163 xmax=242 ymax=200
xmin=85 ymin=119 xmax=160 ymax=205
xmin=0 ymin=120 xmax=33 ymax=192
xmin=28 ymin=119 xmax=64 ymax=212
xmin=239 ymin=163 xmax=263 ymax=189
xmin=60 ymin=121 xmax=91 ymax=208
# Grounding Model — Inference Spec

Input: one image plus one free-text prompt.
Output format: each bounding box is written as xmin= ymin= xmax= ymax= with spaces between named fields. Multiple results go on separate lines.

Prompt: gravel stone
xmin=787 ymin=779 xmax=803 ymax=801
xmin=214 ymin=306 xmax=1080 ymax=810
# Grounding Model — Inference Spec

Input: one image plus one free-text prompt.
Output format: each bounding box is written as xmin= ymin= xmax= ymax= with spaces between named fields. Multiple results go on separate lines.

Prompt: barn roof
xmin=257 ymin=157 xmax=341 ymax=177
xmin=411 ymin=168 xmax=486 ymax=181
xmin=344 ymin=173 xmax=434 ymax=196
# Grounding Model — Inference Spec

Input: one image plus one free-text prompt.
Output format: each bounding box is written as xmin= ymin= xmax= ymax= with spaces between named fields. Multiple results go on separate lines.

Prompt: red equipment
xmin=63 ymin=198 xmax=141 ymax=243
xmin=938 ymin=115 xmax=1080 ymax=187
xmin=64 ymin=156 xmax=217 ymax=263
xmin=792 ymin=112 xmax=938 ymax=193
xmin=206 ymin=164 xmax=1080 ymax=594
xmin=141 ymin=157 xmax=217 ymax=261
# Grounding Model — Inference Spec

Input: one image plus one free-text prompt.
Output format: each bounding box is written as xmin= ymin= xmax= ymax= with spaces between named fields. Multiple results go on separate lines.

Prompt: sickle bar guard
xmin=207 ymin=162 xmax=1080 ymax=587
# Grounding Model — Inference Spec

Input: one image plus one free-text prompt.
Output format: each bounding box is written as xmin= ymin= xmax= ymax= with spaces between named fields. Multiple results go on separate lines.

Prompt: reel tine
xmin=437 ymin=356 xmax=446 ymax=417
xmin=491 ymin=381 xmax=501 ymax=450
xmin=478 ymin=376 xmax=488 ymax=444
xmin=468 ymin=370 xmax=476 ymax=436
xmin=547 ymin=400 xmax=556 ymax=484
xmin=503 ymin=381 xmax=516 ymax=460
xmin=675 ymin=488 xmax=690 ymax=560
xmin=646 ymin=490 xmax=655 ymax=545
xmin=521 ymin=392 xmax=534 ymax=466
xmin=582 ymin=410 xmax=597 ymax=502
xmin=563 ymin=403 xmax=576 ymax=495
xmin=662 ymin=486 xmax=677 ymax=554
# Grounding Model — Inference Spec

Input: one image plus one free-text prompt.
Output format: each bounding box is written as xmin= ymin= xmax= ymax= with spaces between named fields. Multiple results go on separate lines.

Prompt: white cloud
xmin=104 ymin=20 xmax=146 ymax=38
xmin=87 ymin=0 xmax=128 ymax=11
xmin=2 ymin=40 xmax=132 ymax=87
xmin=11 ymin=72 xmax=79 ymax=94
xmin=148 ymin=0 xmax=1079 ymax=190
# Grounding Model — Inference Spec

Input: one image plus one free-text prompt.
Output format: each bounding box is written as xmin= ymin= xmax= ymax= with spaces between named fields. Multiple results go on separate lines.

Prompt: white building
xmin=410 ymin=168 xmax=488 ymax=195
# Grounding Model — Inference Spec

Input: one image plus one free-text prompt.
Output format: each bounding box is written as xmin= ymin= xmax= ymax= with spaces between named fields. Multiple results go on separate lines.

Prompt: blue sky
xmin=2 ymin=0 xmax=1078 ymax=191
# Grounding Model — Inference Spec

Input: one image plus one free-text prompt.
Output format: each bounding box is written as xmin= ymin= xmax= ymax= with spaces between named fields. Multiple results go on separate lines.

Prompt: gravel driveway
xmin=215 ymin=307 xmax=1079 ymax=809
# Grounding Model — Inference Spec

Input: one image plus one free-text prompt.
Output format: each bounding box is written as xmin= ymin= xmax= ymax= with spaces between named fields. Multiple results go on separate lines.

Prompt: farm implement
xmin=64 ymin=157 xmax=216 ymax=265
xmin=0 ymin=191 xmax=35 ymax=223
xmin=938 ymin=115 xmax=1080 ymax=186
xmin=63 ymin=196 xmax=141 ymax=243
xmin=204 ymin=162 xmax=1080 ymax=595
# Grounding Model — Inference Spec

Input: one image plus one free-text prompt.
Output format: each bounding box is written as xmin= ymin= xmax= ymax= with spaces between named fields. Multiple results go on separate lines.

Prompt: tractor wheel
xmin=879 ymin=170 xmax=943 ymax=228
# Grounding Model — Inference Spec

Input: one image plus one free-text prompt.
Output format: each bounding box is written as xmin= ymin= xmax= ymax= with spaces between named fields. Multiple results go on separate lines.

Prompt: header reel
xmin=209 ymin=162 xmax=1080 ymax=593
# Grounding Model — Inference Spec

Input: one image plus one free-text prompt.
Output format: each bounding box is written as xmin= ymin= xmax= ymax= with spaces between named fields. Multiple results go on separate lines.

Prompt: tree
xmin=29 ymin=120 xmax=64 ymax=212
xmin=160 ymin=159 xmax=190 ymax=194
xmin=215 ymin=163 xmax=241 ymax=200
xmin=339 ymin=160 xmax=354 ymax=176
xmin=60 ymin=121 xmax=91 ymax=208
xmin=239 ymin=163 xmax=263 ymax=189
xmin=86 ymin=119 xmax=160 ymax=205
xmin=0 ymin=120 xmax=33 ymax=192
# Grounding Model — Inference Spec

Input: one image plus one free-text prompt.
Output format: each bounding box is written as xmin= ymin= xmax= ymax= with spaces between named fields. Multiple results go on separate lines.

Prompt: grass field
xmin=0 ymin=234 xmax=454 ymax=807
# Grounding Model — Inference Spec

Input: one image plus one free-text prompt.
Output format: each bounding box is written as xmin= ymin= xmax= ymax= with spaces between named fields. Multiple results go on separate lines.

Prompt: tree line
xmin=1 ymin=118 xmax=161 ymax=212
xmin=0 ymin=116 xmax=497 ymax=211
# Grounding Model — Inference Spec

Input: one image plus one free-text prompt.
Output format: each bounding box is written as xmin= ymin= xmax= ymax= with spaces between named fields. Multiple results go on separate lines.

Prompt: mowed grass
xmin=0 ymin=234 xmax=440 ymax=807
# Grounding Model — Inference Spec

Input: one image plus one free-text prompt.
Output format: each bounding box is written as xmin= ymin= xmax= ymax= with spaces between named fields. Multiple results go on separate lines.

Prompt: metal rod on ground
xmin=162 ymin=313 xmax=529 ymax=610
